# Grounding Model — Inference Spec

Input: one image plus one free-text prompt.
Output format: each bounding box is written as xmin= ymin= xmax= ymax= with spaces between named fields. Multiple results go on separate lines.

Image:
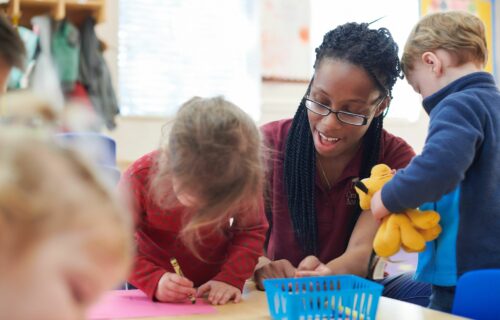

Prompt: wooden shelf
xmin=65 ymin=0 xmax=104 ymax=26
xmin=65 ymin=0 xmax=102 ymax=9
xmin=14 ymin=0 xmax=59 ymax=5
xmin=5 ymin=0 xmax=105 ymax=27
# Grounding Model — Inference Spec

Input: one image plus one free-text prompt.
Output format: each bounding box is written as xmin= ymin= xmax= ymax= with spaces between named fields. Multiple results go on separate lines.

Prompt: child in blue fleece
xmin=370 ymin=11 xmax=500 ymax=313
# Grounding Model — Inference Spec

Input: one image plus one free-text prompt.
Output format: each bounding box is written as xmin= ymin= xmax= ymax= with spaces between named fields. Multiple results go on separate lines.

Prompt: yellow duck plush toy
xmin=354 ymin=164 xmax=442 ymax=258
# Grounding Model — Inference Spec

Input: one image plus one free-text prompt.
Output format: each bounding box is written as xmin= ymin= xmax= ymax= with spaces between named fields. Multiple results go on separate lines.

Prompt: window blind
xmin=119 ymin=0 xmax=260 ymax=119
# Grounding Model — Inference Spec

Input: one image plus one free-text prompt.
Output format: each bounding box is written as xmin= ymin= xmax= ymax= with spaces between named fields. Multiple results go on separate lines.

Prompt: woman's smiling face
xmin=307 ymin=58 xmax=387 ymax=160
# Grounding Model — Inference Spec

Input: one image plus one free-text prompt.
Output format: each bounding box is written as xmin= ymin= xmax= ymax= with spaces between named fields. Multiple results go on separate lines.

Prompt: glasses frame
xmin=304 ymin=95 xmax=386 ymax=126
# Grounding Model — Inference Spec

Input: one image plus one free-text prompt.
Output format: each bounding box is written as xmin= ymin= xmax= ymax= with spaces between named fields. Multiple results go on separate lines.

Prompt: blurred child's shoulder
xmin=260 ymin=118 xmax=293 ymax=147
xmin=126 ymin=150 xmax=161 ymax=178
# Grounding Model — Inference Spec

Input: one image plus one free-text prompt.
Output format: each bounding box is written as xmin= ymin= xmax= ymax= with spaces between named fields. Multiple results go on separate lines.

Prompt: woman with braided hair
xmin=254 ymin=22 xmax=430 ymax=305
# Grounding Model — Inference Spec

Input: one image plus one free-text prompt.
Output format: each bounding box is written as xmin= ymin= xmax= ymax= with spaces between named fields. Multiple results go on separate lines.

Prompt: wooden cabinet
xmin=5 ymin=0 xmax=105 ymax=26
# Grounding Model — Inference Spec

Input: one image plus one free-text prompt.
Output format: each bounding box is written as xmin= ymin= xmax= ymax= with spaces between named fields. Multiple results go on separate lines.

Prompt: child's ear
xmin=422 ymin=51 xmax=443 ymax=76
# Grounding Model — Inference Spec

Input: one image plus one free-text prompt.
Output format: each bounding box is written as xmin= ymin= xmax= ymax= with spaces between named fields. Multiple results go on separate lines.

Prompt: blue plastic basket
xmin=263 ymin=275 xmax=383 ymax=320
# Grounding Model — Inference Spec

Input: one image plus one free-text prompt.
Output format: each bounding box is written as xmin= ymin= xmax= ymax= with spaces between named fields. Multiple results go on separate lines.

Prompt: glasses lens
xmin=337 ymin=112 xmax=365 ymax=126
xmin=305 ymin=98 xmax=367 ymax=126
xmin=305 ymin=100 xmax=329 ymax=115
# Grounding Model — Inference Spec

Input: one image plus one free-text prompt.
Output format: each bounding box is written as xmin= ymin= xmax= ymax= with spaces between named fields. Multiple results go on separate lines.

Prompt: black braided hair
xmin=284 ymin=22 xmax=403 ymax=256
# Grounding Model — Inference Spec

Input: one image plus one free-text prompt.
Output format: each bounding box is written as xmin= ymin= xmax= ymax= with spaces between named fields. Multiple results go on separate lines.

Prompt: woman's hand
xmin=254 ymin=259 xmax=296 ymax=290
xmin=155 ymin=272 xmax=197 ymax=303
xmin=295 ymin=255 xmax=332 ymax=277
xmin=197 ymin=280 xmax=241 ymax=305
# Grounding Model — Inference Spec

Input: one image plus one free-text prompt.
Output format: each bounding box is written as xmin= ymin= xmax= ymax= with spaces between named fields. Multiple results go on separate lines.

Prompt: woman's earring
xmin=382 ymin=106 xmax=390 ymax=118
xmin=381 ymin=96 xmax=391 ymax=118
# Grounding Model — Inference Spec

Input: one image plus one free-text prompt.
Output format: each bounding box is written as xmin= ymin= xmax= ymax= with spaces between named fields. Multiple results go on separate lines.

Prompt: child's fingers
xmin=156 ymin=283 xmax=191 ymax=302
xmin=208 ymin=288 xmax=219 ymax=304
xmin=196 ymin=282 xmax=211 ymax=297
xmin=164 ymin=280 xmax=197 ymax=296
xmin=169 ymin=273 xmax=194 ymax=288
xmin=197 ymin=281 xmax=242 ymax=305
xmin=208 ymin=289 xmax=228 ymax=304
xmin=163 ymin=273 xmax=196 ymax=296
xmin=156 ymin=272 xmax=195 ymax=302
xmin=233 ymin=290 xmax=242 ymax=303
xmin=218 ymin=289 xmax=235 ymax=305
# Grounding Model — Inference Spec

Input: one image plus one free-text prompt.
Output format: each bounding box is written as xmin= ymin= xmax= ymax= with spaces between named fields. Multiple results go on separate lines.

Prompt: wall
xmin=104 ymin=82 xmax=309 ymax=168
xmin=105 ymin=82 xmax=429 ymax=170
xmin=100 ymin=0 xmax=500 ymax=169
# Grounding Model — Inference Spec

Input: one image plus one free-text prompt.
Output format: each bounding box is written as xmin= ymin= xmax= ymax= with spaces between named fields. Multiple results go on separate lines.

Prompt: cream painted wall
xmin=105 ymin=82 xmax=429 ymax=169
xmin=99 ymin=0 xmax=500 ymax=168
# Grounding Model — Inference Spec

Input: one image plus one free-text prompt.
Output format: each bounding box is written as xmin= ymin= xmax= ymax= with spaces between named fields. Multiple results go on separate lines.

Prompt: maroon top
xmin=261 ymin=119 xmax=415 ymax=267
xmin=119 ymin=151 xmax=268 ymax=299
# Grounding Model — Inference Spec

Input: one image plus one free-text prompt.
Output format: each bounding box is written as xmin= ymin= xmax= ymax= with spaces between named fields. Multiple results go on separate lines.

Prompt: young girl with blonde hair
xmin=0 ymin=134 xmax=133 ymax=320
xmin=121 ymin=96 xmax=267 ymax=305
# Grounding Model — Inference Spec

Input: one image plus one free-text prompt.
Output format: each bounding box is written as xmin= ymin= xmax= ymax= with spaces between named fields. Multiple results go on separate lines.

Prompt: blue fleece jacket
xmin=382 ymin=72 xmax=500 ymax=284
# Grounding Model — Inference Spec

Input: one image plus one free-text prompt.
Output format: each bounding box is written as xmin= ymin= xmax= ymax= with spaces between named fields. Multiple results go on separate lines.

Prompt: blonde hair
xmin=0 ymin=135 xmax=133 ymax=270
xmin=402 ymin=11 xmax=488 ymax=74
xmin=150 ymin=96 xmax=265 ymax=258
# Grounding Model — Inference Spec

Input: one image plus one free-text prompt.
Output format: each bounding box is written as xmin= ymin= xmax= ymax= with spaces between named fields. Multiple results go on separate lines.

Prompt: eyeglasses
xmin=304 ymin=95 xmax=385 ymax=126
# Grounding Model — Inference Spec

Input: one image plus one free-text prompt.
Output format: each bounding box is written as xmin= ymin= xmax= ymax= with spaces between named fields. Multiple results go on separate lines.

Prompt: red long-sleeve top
xmin=119 ymin=151 xmax=268 ymax=300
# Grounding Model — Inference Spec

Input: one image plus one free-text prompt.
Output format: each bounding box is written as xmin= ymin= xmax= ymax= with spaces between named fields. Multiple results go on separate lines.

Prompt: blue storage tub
xmin=55 ymin=132 xmax=116 ymax=167
xmin=263 ymin=275 xmax=383 ymax=320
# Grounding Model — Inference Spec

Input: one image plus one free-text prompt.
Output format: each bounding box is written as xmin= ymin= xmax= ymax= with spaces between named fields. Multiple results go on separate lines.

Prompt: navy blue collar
xmin=422 ymin=72 xmax=496 ymax=115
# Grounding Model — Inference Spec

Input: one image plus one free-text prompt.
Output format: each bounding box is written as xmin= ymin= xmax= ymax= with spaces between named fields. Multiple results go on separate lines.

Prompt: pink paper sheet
xmin=88 ymin=290 xmax=216 ymax=319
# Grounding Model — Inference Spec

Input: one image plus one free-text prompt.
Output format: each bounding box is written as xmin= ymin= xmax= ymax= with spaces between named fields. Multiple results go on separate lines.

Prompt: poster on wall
xmin=420 ymin=0 xmax=496 ymax=74
xmin=261 ymin=0 xmax=311 ymax=81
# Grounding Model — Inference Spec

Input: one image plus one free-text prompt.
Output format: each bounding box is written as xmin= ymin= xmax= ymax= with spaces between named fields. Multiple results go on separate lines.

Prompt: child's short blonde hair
xmin=0 ymin=135 xmax=133 ymax=268
xmin=402 ymin=11 xmax=488 ymax=74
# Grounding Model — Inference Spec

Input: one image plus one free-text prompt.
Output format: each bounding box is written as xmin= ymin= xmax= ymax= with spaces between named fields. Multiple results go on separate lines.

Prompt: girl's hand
xmin=155 ymin=272 xmax=197 ymax=303
xmin=295 ymin=255 xmax=332 ymax=277
xmin=370 ymin=190 xmax=391 ymax=221
xmin=197 ymin=280 xmax=242 ymax=305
